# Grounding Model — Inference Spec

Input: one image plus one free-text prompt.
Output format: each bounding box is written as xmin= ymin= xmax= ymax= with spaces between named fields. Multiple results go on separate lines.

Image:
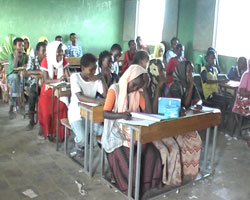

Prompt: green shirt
xmin=7 ymin=52 xmax=28 ymax=76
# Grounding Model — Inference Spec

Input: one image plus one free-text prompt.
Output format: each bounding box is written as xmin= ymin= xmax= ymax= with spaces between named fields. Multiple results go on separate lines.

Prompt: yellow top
xmin=201 ymin=66 xmax=218 ymax=99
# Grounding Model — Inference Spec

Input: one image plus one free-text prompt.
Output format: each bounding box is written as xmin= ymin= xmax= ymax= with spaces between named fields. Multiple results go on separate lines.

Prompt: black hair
xmin=35 ymin=42 xmax=46 ymax=51
xmin=128 ymin=40 xmax=135 ymax=47
xmin=98 ymin=50 xmax=112 ymax=68
xmin=176 ymin=43 xmax=183 ymax=50
xmin=110 ymin=43 xmax=122 ymax=52
xmin=206 ymin=49 xmax=216 ymax=58
xmin=80 ymin=53 xmax=97 ymax=67
xmin=132 ymin=51 xmax=149 ymax=64
xmin=13 ymin=37 xmax=23 ymax=46
xmin=207 ymin=47 xmax=215 ymax=52
xmin=70 ymin=33 xmax=76 ymax=38
xmin=238 ymin=57 xmax=247 ymax=66
xmin=170 ymin=37 xmax=179 ymax=45
xmin=55 ymin=35 xmax=62 ymax=40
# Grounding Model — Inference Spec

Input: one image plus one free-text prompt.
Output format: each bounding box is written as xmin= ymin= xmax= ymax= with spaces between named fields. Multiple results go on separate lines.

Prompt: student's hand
xmin=122 ymin=112 xmax=132 ymax=120
xmin=59 ymin=75 xmax=66 ymax=82
xmin=221 ymin=79 xmax=229 ymax=84
xmin=96 ymin=98 xmax=105 ymax=105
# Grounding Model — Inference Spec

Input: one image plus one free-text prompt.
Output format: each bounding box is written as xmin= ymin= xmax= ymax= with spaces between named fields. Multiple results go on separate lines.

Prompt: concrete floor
xmin=0 ymin=102 xmax=250 ymax=200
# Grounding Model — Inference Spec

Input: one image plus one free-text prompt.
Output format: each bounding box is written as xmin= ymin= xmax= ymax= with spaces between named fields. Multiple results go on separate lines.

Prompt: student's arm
xmin=200 ymin=70 xmax=227 ymax=84
xmin=103 ymin=88 xmax=131 ymax=120
xmin=166 ymin=59 xmax=174 ymax=75
xmin=141 ymin=74 xmax=152 ymax=113
xmin=13 ymin=51 xmax=20 ymax=69
xmin=89 ymin=74 xmax=108 ymax=98
xmin=122 ymin=52 xmax=129 ymax=73
xmin=75 ymin=92 xmax=105 ymax=105
xmin=184 ymin=77 xmax=194 ymax=109
xmin=43 ymin=71 xmax=64 ymax=84
xmin=25 ymin=56 xmax=41 ymax=77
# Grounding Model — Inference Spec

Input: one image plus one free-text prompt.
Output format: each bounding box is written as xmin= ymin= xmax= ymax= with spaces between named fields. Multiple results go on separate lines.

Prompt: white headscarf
xmin=46 ymin=41 xmax=64 ymax=79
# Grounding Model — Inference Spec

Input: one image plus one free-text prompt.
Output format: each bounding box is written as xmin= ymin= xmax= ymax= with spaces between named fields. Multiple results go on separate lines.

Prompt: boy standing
xmin=7 ymin=37 xmax=28 ymax=119
xmin=25 ymin=42 xmax=46 ymax=130
xmin=67 ymin=33 xmax=82 ymax=57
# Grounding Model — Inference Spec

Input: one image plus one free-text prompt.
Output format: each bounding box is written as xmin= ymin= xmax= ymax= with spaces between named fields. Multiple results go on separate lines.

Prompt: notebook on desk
xmin=117 ymin=112 xmax=165 ymax=127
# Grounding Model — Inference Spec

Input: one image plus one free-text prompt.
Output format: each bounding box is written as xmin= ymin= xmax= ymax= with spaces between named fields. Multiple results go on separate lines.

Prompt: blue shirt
xmin=227 ymin=66 xmax=242 ymax=81
xmin=67 ymin=44 xmax=83 ymax=57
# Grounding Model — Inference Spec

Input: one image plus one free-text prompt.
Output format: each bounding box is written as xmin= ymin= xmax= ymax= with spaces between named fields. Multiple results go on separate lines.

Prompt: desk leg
xmin=135 ymin=136 xmax=142 ymax=200
xmin=56 ymin=94 xmax=60 ymax=151
xmin=128 ymin=129 xmax=134 ymax=199
xmin=89 ymin=120 xmax=94 ymax=177
xmin=84 ymin=112 xmax=89 ymax=172
xmin=51 ymin=88 xmax=55 ymax=136
xmin=210 ymin=126 xmax=218 ymax=174
xmin=203 ymin=128 xmax=210 ymax=170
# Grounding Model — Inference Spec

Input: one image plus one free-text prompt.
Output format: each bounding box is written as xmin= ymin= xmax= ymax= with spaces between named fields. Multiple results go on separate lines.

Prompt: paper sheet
xmin=79 ymin=101 xmax=99 ymax=107
xmin=118 ymin=117 xmax=156 ymax=126
xmin=22 ymin=189 xmax=38 ymax=198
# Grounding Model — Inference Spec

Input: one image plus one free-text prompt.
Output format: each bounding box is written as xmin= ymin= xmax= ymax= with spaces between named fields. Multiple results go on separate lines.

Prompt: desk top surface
xmin=220 ymin=80 xmax=240 ymax=89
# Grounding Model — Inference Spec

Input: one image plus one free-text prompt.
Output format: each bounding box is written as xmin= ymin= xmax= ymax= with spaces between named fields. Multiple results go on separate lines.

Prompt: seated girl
xmin=200 ymin=50 xmax=231 ymax=110
xmin=154 ymin=61 xmax=202 ymax=180
xmin=102 ymin=64 xmax=163 ymax=197
xmin=98 ymin=50 xmax=118 ymax=88
xmin=228 ymin=57 xmax=247 ymax=81
xmin=152 ymin=43 xmax=165 ymax=61
xmin=38 ymin=41 xmax=70 ymax=141
xmin=68 ymin=53 xmax=107 ymax=154
xmin=166 ymin=44 xmax=186 ymax=87
xmin=232 ymin=59 xmax=250 ymax=115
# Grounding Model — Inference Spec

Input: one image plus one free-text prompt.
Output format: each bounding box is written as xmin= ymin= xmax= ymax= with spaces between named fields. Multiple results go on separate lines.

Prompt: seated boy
xmin=7 ymin=37 xmax=28 ymax=119
xmin=200 ymin=50 xmax=231 ymax=111
xmin=227 ymin=57 xmax=247 ymax=81
xmin=110 ymin=44 xmax=123 ymax=75
xmin=68 ymin=53 xmax=108 ymax=156
xmin=67 ymin=33 xmax=83 ymax=57
xmin=122 ymin=40 xmax=136 ymax=73
xmin=25 ymin=42 xmax=46 ymax=130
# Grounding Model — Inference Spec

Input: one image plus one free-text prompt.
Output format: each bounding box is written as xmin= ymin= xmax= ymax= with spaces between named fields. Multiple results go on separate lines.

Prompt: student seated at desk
xmin=21 ymin=36 xmax=32 ymax=56
xmin=25 ymin=42 xmax=46 ymax=130
xmin=152 ymin=43 xmax=165 ymax=62
xmin=166 ymin=37 xmax=179 ymax=63
xmin=38 ymin=41 xmax=70 ymax=142
xmin=136 ymin=36 xmax=150 ymax=54
xmin=122 ymin=40 xmax=136 ymax=73
xmin=110 ymin=44 xmax=123 ymax=75
xmin=68 ymin=53 xmax=107 ymax=154
xmin=97 ymin=50 xmax=118 ymax=87
xmin=102 ymin=65 xmax=163 ymax=197
xmin=232 ymin=59 xmax=250 ymax=115
xmin=154 ymin=61 xmax=202 ymax=180
xmin=200 ymin=50 xmax=230 ymax=109
xmin=7 ymin=37 xmax=28 ymax=119
xmin=166 ymin=44 xmax=186 ymax=87
xmin=67 ymin=33 xmax=83 ymax=58
xmin=227 ymin=57 xmax=247 ymax=81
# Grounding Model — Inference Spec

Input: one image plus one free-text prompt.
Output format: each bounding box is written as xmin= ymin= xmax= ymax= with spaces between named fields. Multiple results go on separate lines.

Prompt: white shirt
xmin=68 ymin=73 xmax=103 ymax=124
xmin=111 ymin=56 xmax=119 ymax=75
xmin=166 ymin=49 xmax=177 ymax=63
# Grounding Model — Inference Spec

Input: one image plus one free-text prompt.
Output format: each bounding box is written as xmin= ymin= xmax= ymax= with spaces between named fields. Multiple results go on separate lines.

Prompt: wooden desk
xmin=79 ymin=102 xmax=104 ymax=177
xmin=67 ymin=57 xmax=80 ymax=72
xmin=46 ymin=82 xmax=70 ymax=150
xmin=220 ymin=80 xmax=240 ymax=97
xmin=102 ymin=107 xmax=221 ymax=200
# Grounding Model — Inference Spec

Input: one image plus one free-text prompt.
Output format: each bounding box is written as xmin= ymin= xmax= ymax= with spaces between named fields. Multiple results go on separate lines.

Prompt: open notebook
xmin=117 ymin=112 xmax=165 ymax=127
xmin=49 ymin=81 xmax=70 ymax=87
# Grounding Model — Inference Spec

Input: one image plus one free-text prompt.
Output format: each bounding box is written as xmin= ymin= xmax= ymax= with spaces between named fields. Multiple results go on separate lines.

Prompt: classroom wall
xmin=0 ymin=0 xmax=124 ymax=56
xmin=177 ymin=0 xmax=237 ymax=73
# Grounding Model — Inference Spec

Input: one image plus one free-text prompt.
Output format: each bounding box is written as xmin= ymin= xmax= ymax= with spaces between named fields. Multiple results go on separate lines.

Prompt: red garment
xmin=122 ymin=51 xmax=135 ymax=73
xmin=38 ymin=57 xmax=68 ymax=139
xmin=166 ymin=57 xmax=186 ymax=86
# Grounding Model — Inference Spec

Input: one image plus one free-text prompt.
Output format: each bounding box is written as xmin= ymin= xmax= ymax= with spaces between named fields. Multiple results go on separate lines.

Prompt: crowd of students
xmin=1 ymin=34 xmax=250 ymax=198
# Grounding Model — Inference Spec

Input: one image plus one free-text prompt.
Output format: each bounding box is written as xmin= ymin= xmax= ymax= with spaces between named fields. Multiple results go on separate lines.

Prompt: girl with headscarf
xmin=232 ymin=59 xmax=250 ymax=115
xmin=38 ymin=41 xmax=70 ymax=141
xmin=21 ymin=36 xmax=31 ymax=56
xmin=102 ymin=64 xmax=163 ymax=198
xmin=152 ymin=43 xmax=165 ymax=61
xmin=38 ymin=36 xmax=48 ymax=45
xmin=166 ymin=61 xmax=202 ymax=178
